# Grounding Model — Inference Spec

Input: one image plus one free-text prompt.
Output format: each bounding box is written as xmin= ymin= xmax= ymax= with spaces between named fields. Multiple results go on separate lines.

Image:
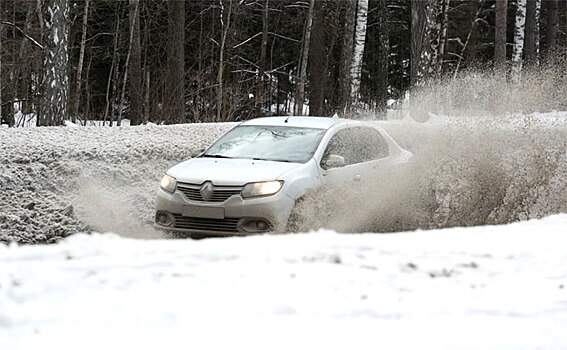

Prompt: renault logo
xmin=199 ymin=181 xmax=214 ymax=201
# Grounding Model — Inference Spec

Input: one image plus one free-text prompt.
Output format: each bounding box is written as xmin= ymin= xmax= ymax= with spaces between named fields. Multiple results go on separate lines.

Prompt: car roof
xmin=240 ymin=116 xmax=355 ymax=130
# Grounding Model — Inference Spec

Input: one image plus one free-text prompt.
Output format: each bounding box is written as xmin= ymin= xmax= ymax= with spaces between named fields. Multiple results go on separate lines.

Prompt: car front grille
xmin=176 ymin=182 xmax=242 ymax=202
xmin=172 ymin=214 xmax=240 ymax=233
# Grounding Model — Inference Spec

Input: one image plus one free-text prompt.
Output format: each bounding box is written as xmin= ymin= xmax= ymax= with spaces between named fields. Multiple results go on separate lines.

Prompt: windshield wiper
xmin=252 ymin=157 xmax=292 ymax=163
xmin=202 ymin=154 xmax=233 ymax=159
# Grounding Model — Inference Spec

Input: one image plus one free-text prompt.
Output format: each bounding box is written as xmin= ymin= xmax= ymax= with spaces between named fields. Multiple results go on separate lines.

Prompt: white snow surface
xmin=1 ymin=215 xmax=567 ymax=350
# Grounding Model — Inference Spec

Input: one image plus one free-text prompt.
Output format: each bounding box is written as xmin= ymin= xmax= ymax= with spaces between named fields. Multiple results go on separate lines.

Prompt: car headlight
xmin=160 ymin=174 xmax=177 ymax=193
xmin=241 ymin=181 xmax=283 ymax=198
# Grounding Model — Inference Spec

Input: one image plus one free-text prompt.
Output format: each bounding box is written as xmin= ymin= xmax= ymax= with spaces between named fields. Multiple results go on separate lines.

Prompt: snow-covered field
xmin=1 ymin=215 xmax=567 ymax=350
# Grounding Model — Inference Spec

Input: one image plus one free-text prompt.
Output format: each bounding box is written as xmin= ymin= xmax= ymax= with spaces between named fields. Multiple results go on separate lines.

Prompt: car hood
xmin=167 ymin=157 xmax=303 ymax=186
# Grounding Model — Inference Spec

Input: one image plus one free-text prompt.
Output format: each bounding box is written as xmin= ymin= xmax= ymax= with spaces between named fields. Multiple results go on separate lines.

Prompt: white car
xmin=155 ymin=116 xmax=412 ymax=236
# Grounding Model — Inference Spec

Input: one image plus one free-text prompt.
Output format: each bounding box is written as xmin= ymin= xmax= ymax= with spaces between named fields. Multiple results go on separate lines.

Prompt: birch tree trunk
xmin=166 ymin=0 xmax=185 ymax=124
xmin=128 ymin=0 xmax=142 ymax=125
xmin=294 ymin=0 xmax=315 ymax=116
xmin=535 ymin=0 xmax=541 ymax=56
xmin=38 ymin=0 xmax=70 ymax=126
xmin=512 ymin=0 xmax=526 ymax=82
xmin=71 ymin=0 xmax=89 ymax=124
xmin=338 ymin=0 xmax=357 ymax=114
xmin=255 ymin=0 xmax=269 ymax=117
xmin=494 ymin=0 xmax=508 ymax=73
xmin=217 ymin=0 xmax=232 ymax=121
xmin=349 ymin=0 xmax=368 ymax=108
xmin=524 ymin=0 xmax=537 ymax=64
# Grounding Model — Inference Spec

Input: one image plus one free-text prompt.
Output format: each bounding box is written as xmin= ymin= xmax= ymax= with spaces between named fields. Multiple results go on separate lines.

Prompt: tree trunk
xmin=0 ymin=0 xmax=3 ymax=126
xmin=10 ymin=1 xmax=34 ymax=127
xmin=545 ymin=0 xmax=558 ymax=54
xmin=217 ymin=0 xmax=232 ymax=122
xmin=38 ymin=0 xmax=70 ymax=126
xmin=411 ymin=0 xmax=427 ymax=87
xmin=349 ymin=0 xmax=369 ymax=108
xmin=255 ymin=0 xmax=269 ymax=117
xmin=436 ymin=0 xmax=449 ymax=76
xmin=338 ymin=0 xmax=356 ymax=114
xmin=375 ymin=0 xmax=389 ymax=114
xmin=128 ymin=0 xmax=142 ymax=125
xmin=166 ymin=0 xmax=185 ymax=124
xmin=411 ymin=0 xmax=443 ymax=87
xmin=494 ymin=0 xmax=508 ymax=73
xmin=105 ymin=5 xmax=121 ymax=127
xmin=71 ymin=0 xmax=89 ymax=124
xmin=308 ymin=0 xmax=328 ymax=116
xmin=524 ymin=0 xmax=537 ymax=64
xmin=512 ymin=0 xmax=526 ymax=82
xmin=294 ymin=0 xmax=315 ymax=116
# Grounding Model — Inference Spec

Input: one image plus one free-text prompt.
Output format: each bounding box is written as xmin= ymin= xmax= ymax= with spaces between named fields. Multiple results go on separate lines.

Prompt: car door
xmin=319 ymin=126 xmax=391 ymax=186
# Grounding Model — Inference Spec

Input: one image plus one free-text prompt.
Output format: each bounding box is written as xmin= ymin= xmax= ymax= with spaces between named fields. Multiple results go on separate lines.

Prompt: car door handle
xmin=354 ymin=175 xmax=361 ymax=182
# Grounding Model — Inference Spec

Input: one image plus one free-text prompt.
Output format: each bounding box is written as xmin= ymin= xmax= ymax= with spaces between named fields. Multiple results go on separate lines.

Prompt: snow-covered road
xmin=2 ymin=215 xmax=567 ymax=350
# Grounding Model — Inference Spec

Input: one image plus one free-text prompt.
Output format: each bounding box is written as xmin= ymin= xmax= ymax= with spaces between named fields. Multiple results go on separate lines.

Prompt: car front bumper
xmin=154 ymin=187 xmax=295 ymax=236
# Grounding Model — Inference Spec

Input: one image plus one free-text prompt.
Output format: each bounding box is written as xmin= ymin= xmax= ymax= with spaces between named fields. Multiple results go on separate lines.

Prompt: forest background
xmin=0 ymin=0 xmax=566 ymax=127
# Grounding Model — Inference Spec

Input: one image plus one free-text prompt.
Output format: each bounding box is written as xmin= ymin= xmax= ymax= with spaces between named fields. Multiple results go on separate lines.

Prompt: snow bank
xmin=1 ymin=214 xmax=566 ymax=350
xmin=0 ymin=123 xmax=234 ymax=243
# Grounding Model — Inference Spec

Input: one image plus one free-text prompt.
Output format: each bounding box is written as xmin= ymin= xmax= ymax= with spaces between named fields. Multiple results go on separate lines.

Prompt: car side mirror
xmin=190 ymin=148 xmax=206 ymax=158
xmin=325 ymin=154 xmax=346 ymax=169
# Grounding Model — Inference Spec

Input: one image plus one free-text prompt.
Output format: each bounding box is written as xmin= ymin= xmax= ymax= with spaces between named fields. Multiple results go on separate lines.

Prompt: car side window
xmin=321 ymin=127 xmax=390 ymax=169
xmin=356 ymin=127 xmax=390 ymax=162
xmin=321 ymin=129 xmax=358 ymax=168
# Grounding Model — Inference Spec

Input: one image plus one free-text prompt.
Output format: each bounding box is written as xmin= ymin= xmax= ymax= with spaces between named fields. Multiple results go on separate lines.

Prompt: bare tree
xmin=294 ymin=0 xmax=315 ymax=116
xmin=308 ymin=0 xmax=335 ymax=116
xmin=217 ymin=0 xmax=233 ymax=121
xmin=349 ymin=0 xmax=369 ymax=108
xmin=0 ymin=0 xmax=3 ymax=126
xmin=524 ymin=0 xmax=537 ymax=64
xmin=338 ymin=0 xmax=357 ymax=113
xmin=373 ymin=0 xmax=389 ymax=114
xmin=495 ymin=0 xmax=508 ymax=73
xmin=104 ymin=5 xmax=121 ymax=127
xmin=255 ymin=0 xmax=269 ymax=117
xmin=71 ymin=0 xmax=89 ymax=123
xmin=38 ymin=0 xmax=70 ymax=126
xmin=166 ymin=0 xmax=186 ymax=124
xmin=512 ymin=0 xmax=527 ymax=81
xmin=128 ymin=0 xmax=142 ymax=125
xmin=545 ymin=0 xmax=558 ymax=55
xmin=411 ymin=0 xmax=443 ymax=86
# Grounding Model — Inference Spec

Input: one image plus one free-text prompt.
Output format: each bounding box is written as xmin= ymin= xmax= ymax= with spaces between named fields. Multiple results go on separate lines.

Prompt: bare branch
xmin=1 ymin=21 xmax=43 ymax=49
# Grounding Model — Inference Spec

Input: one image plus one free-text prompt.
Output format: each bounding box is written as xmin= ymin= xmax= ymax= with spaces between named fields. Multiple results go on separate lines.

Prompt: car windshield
xmin=203 ymin=125 xmax=326 ymax=163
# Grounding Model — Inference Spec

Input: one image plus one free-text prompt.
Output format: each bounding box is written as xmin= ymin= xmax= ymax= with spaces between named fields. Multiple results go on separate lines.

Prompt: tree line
xmin=0 ymin=0 xmax=566 ymax=127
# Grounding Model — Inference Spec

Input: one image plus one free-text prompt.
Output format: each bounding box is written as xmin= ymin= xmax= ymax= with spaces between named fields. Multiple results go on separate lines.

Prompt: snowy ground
xmin=1 ymin=215 xmax=567 ymax=350
xmin=2 ymin=111 xmax=566 ymax=243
